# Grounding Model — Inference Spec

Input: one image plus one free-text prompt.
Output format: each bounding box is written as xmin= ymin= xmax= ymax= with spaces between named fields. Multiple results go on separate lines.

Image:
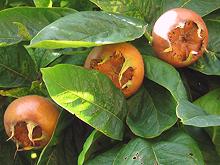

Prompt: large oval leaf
xmin=29 ymin=11 xmax=147 ymax=49
xmin=143 ymin=55 xmax=187 ymax=101
xmin=90 ymin=0 xmax=162 ymax=24
xmin=143 ymin=55 xmax=220 ymax=128
xmin=194 ymin=88 xmax=220 ymax=155
xmin=0 ymin=7 xmax=76 ymax=46
xmin=41 ymin=64 xmax=127 ymax=140
xmin=177 ymin=100 xmax=220 ymax=127
xmin=90 ymin=0 xmax=220 ymax=31
xmin=126 ymin=81 xmax=177 ymax=138
xmin=113 ymin=130 xmax=204 ymax=165
xmin=0 ymin=45 xmax=37 ymax=88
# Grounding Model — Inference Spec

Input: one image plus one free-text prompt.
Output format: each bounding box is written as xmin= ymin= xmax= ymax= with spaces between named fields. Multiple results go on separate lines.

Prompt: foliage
xmin=0 ymin=0 xmax=220 ymax=165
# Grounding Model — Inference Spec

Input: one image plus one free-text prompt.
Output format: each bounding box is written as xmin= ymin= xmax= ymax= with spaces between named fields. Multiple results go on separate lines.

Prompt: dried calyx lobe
xmin=90 ymin=50 xmax=134 ymax=90
xmin=10 ymin=121 xmax=45 ymax=150
xmin=166 ymin=20 xmax=205 ymax=62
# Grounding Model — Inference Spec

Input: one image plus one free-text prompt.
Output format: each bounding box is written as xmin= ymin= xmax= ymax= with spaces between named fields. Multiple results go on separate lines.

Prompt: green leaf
xmin=0 ymin=81 xmax=48 ymax=98
xmin=114 ymin=130 xmax=204 ymax=165
xmin=29 ymin=11 xmax=147 ymax=49
xmin=177 ymin=99 xmax=220 ymax=127
xmin=78 ymin=130 xmax=117 ymax=165
xmin=78 ymin=130 xmax=102 ymax=165
xmin=4 ymin=0 xmax=34 ymax=8
xmin=126 ymin=81 xmax=177 ymax=138
xmin=86 ymin=145 xmax=122 ymax=165
xmin=57 ymin=0 xmax=96 ymax=11
xmin=37 ymin=112 xmax=88 ymax=165
xmin=90 ymin=0 xmax=220 ymax=31
xmin=143 ymin=56 xmax=220 ymax=129
xmin=194 ymin=88 xmax=220 ymax=156
xmin=0 ymin=44 xmax=37 ymax=88
xmin=26 ymin=47 xmax=62 ymax=70
xmin=191 ymin=17 xmax=220 ymax=75
xmin=34 ymin=0 xmax=52 ymax=7
xmin=143 ymin=56 xmax=187 ymax=101
xmin=162 ymin=0 xmax=220 ymax=17
xmin=90 ymin=0 xmax=161 ymax=23
xmin=0 ymin=7 xmax=76 ymax=46
xmin=41 ymin=64 xmax=127 ymax=140
xmin=185 ymin=126 xmax=220 ymax=164
xmin=48 ymin=48 xmax=90 ymax=67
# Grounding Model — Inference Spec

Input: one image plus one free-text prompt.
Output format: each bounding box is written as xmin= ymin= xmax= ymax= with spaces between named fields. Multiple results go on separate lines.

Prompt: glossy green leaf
xmin=29 ymin=11 xmax=147 ymax=49
xmin=143 ymin=56 xmax=220 ymax=128
xmin=48 ymin=48 xmax=90 ymax=67
xmin=0 ymin=7 xmax=76 ymax=46
xmin=162 ymin=0 xmax=220 ymax=17
xmin=143 ymin=56 xmax=187 ymax=101
xmin=177 ymin=100 xmax=220 ymax=127
xmin=194 ymin=89 xmax=220 ymax=155
xmin=0 ymin=45 xmax=37 ymax=88
xmin=41 ymin=64 xmax=127 ymax=140
xmin=90 ymin=0 xmax=161 ymax=24
xmin=114 ymin=131 xmax=204 ymax=165
xmin=191 ymin=17 xmax=220 ymax=75
xmin=126 ymin=81 xmax=177 ymax=138
xmin=26 ymin=47 xmax=62 ymax=70
xmin=90 ymin=0 xmax=220 ymax=32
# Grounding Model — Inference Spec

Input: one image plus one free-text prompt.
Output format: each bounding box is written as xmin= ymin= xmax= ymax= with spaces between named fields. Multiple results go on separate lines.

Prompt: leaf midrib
xmin=46 ymin=70 xmax=123 ymax=124
xmin=0 ymin=63 xmax=30 ymax=81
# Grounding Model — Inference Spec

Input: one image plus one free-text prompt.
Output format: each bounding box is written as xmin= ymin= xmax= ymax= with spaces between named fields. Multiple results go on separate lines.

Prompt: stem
xmin=144 ymin=30 xmax=153 ymax=45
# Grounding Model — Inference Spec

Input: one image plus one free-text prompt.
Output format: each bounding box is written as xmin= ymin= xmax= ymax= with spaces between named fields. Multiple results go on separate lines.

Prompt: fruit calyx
xmin=7 ymin=121 xmax=46 ymax=151
xmin=164 ymin=20 xmax=206 ymax=63
xmin=90 ymin=50 xmax=134 ymax=91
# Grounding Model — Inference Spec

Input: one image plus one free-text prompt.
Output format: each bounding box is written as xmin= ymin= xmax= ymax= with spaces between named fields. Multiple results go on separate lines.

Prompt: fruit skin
xmin=84 ymin=43 xmax=144 ymax=97
xmin=4 ymin=95 xmax=59 ymax=150
xmin=152 ymin=8 xmax=209 ymax=67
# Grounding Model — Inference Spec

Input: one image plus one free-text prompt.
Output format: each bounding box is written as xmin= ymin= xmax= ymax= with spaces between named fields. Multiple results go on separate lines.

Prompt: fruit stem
xmin=144 ymin=30 xmax=153 ymax=45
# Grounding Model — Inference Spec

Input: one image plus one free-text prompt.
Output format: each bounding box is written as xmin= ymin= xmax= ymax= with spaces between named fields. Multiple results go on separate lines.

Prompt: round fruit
xmin=4 ymin=95 xmax=59 ymax=151
xmin=152 ymin=8 xmax=208 ymax=67
xmin=84 ymin=43 xmax=144 ymax=97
